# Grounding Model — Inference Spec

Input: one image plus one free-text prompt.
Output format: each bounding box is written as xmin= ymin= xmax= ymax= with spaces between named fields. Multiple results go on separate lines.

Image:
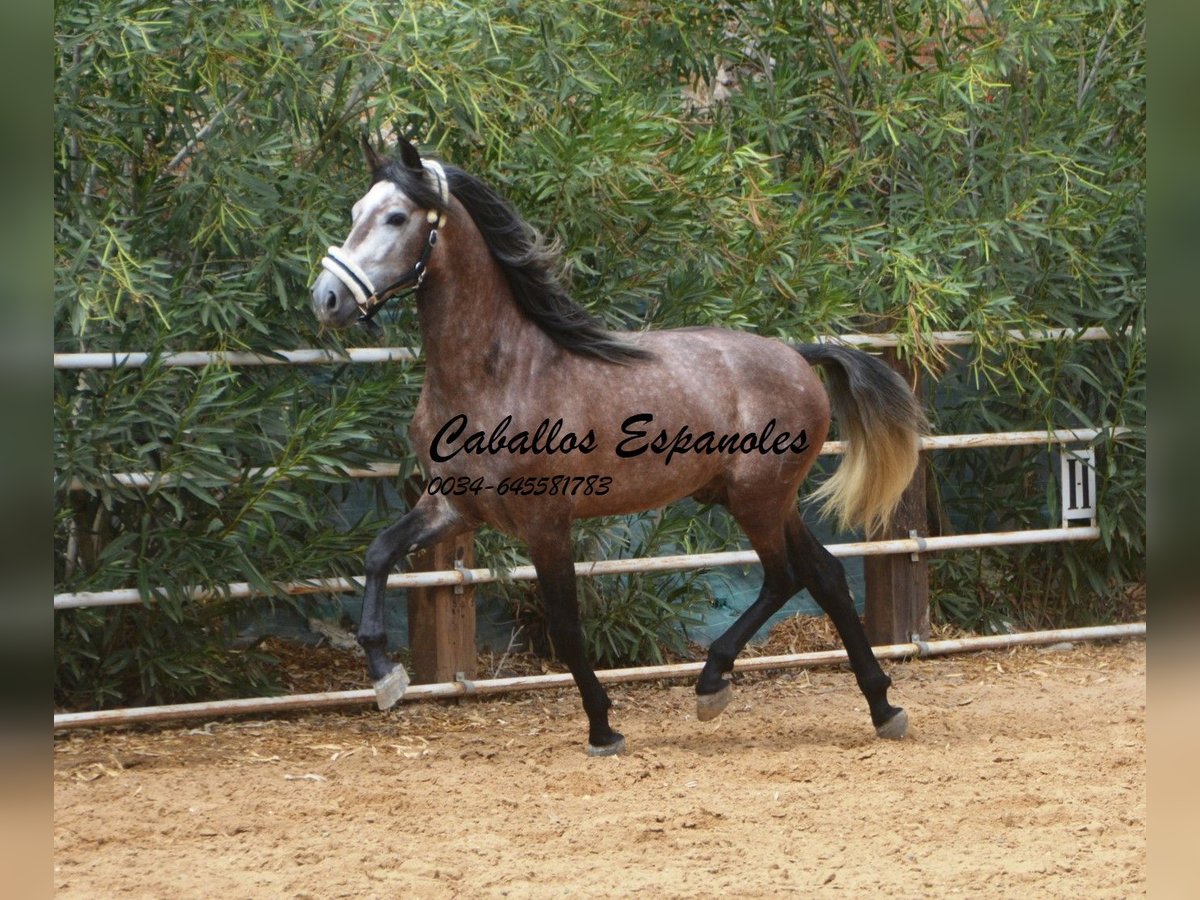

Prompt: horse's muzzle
xmin=310 ymin=268 xmax=362 ymax=330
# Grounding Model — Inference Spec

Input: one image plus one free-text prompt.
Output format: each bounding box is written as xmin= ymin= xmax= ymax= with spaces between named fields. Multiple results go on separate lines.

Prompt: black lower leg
xmin=697 ymin=576 xmax=793 ymax=696
xmin=357 ymin=500 xmax=465 ymax=685
xmin=792 ymin=524 xmax=901 ymax=728
xmin=548 ymin=604 xmax=620 ymax=748
xmin=531 ymin=536 xmax=621 ymax=750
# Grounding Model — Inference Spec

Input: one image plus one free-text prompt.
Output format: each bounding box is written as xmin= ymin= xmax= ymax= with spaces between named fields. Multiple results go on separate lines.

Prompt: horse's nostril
xmin=325 ymin=291 xmax=338 ymax=311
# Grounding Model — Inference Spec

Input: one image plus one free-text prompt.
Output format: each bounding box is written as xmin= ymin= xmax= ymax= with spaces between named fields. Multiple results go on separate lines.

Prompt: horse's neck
xmin=415 ymin=213 xmax=553 ymax=398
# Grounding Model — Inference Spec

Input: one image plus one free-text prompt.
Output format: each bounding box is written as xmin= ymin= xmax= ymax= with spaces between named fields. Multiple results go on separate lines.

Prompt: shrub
xmin=54 ymin=0 xmax=1144 ymax=706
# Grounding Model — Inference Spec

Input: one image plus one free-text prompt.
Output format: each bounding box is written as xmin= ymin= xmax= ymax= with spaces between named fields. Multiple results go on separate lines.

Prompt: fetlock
xmin=696 ymin=654 xmax=733 ymax=695
xmin=358 ymin=633 xmax=393 ymax=681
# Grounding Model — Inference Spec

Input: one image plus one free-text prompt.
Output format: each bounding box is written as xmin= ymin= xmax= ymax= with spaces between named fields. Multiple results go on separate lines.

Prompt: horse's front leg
xmin=358 ymin=494 xmax=470 ymax=708
xmin=527 ymin=531 xmax=625 ymax=757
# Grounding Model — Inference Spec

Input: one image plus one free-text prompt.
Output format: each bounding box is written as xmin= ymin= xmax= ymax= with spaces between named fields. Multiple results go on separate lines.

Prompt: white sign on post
xmin=1060 ymin=446 xmax=1097 ymax=528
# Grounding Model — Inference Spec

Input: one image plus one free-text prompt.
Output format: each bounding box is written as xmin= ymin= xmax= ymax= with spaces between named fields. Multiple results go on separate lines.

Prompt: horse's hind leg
xmin=526 ymin=526 xmax=624 ymax=757
xmin=787 ymin=515 xmax=907 ymax=739
xmin=696 ymin=518 xmax=799 ymax=721
xmin=358 ymin=494 xmax=471 ymax=709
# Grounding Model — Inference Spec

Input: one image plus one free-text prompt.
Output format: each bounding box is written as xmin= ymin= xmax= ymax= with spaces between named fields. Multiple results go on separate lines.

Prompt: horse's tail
xmin=794 ymin=343 xmax=928 ymax=535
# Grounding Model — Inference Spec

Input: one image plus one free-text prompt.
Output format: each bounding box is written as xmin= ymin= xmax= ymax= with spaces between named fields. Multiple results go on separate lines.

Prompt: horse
xmin=310 ymin=138 xmax=927 ymax=756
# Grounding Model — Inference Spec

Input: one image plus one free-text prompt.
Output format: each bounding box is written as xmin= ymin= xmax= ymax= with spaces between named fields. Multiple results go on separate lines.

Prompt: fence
xmin=53 ymin=327 xmax=1133 ymax=727
xmin=53 ymin=623 xmax=1145 ymax=730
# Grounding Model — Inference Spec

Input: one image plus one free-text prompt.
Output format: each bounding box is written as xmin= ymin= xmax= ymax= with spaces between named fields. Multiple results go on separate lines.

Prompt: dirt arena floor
xmin=54 ymin=637 xmax=1145 ymax=898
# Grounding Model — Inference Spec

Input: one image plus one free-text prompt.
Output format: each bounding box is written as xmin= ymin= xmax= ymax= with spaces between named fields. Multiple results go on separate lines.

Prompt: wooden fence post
xmin=406 ymin=529 xmax=477 ymax=684
xmin=863 ymin=349 xmax=931 ymax=645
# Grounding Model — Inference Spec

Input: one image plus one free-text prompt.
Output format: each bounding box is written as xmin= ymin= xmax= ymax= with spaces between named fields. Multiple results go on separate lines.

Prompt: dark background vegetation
xmin=53 ymin=0 xmax=1144 ymax=708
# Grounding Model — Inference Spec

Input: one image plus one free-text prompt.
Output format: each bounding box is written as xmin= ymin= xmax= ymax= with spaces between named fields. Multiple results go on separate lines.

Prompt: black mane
xmin=373 ymin=158 xmax=651 ymax=365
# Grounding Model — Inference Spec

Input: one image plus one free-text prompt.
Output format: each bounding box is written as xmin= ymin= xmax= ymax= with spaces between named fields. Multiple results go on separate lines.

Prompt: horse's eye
xmin=385 ymin=212 xmax=409 ymax=227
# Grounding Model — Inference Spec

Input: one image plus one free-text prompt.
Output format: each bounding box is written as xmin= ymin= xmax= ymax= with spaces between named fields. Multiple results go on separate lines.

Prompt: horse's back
xmin=608 ymin=326 xmax=829 ymax=429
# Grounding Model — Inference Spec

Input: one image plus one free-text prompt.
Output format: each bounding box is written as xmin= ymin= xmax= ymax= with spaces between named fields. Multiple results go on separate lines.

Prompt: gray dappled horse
xmin=311 ymin=140 xmax=926 ymax=755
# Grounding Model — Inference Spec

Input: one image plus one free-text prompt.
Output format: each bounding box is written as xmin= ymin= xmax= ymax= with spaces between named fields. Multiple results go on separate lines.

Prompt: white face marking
xmin=338 ymin=181 xmax=420 ymax=282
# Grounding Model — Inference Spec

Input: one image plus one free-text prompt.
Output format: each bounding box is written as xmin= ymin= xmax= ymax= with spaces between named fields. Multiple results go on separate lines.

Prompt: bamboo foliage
xmin=54 ymin=0 xmax=1144 ymax=707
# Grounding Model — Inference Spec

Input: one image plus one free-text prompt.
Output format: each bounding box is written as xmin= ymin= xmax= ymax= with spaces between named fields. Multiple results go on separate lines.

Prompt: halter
xmin=320 ymin=159 xmax=450 ymax=325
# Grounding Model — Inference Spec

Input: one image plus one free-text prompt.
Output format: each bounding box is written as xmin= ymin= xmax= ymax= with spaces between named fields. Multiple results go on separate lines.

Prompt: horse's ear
xmin=397 ymin=139 xmax=423 ymax=171
xmin=360 ymin=135 xmax=385 ymax=173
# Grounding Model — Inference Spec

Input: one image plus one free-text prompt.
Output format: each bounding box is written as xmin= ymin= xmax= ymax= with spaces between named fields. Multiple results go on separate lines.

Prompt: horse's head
xmin=311 ymin=139 xmax=449 ymax=329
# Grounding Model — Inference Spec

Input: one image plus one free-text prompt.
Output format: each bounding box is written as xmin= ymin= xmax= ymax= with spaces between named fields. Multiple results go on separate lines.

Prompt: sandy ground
xmin=54 ymin=638 xmax=1145 ymax=898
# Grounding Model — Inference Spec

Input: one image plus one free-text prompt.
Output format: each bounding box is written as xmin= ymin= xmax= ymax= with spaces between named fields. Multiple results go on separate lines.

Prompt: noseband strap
xmin=320 ymin=247 xmax=376 ymax=313
xmin=321 ymin=159 xmax=450 ymax=324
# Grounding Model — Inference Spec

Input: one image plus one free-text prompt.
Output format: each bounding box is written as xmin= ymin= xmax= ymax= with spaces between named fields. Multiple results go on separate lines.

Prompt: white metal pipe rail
xmin=55 ymin=422 xmax=1123 ymax=611
xmin=51 ymin=327 xmax=1122 ymax=370
xmin=54 ymin=525 xmax=1099 ymax=611
xmin=63 ymin=427 xmax=1131 ymax=492
xmin=51 ymin=623 xmax=1145 ymax=730
xmin=52 ymin=347 xmax=419 ymax=369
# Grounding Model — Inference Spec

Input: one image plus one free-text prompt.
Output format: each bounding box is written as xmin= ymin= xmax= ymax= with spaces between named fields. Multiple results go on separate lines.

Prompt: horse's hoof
xmin=586 ymin=735 xmax=626 ymax=757
xmin=373 ymin=665 xmax=410 ymax=710
xmin=875 ymin=707 xmax=908 ymax=740
xmin=696 ymin=683 xmax=733 ymax=722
